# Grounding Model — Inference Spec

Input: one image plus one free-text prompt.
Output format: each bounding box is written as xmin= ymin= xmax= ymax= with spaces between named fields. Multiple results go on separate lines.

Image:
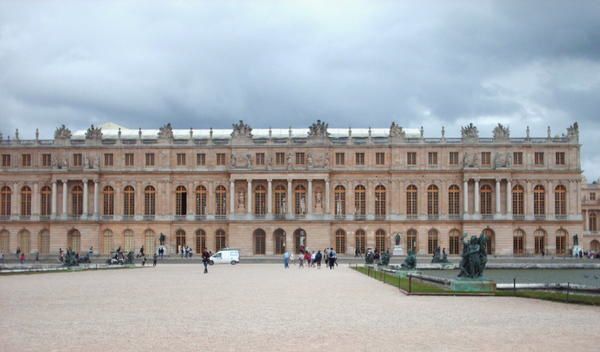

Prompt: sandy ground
xmin=1 ymin=264 xmax=599 ymax=352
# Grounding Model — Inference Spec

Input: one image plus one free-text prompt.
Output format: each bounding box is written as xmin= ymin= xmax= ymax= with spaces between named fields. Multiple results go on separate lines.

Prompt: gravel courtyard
xmin=1 ymin=264 xmax=598 ymax=352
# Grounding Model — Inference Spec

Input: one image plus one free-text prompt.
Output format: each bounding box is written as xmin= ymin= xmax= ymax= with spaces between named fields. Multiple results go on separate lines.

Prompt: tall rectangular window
xmin=355 ymin=152 xmax=365 ymax=165
xmin=481 ymin=152 xmax=491 ymax=166
xmin=73 ymin=153 xmax=82 ymax=167
xmin=335 ymin=152 xmax=345 ymax=165
xmin=176 ymin=153 xmax=186 ymax=166
xmin=295 ymin=152 xmax=305 ymax=165
xmin=428 ymin=152 xmax=438 ymax=166
xmin=216 ymin=153 xmax=226 ymax=165
xmin=1 ymin=154 xmax=10 ymax=167
xmin=449 ymin=152 xmax=459 ymax=165
xmin=256 ymin=153 xmax=265 ymax=166
xmin=555 ymin=152 xmax=565 ymax=165
xmin=407 ymin=152 xmax=417 ymax=166
xmin=513 ymin=152 xmax=523 ymax=165
xmin=145 ymin=153 xmax=154 ymax=166
xmin=42 ymin=154 xmax=52 ymax=167
xmin=276 ymin=152 xmax=285 ymax=165
xmin=376 ymin=152 xmax=385 ymax=165
xmin=196 ymin=153 xmax=206 ymax=166
xmin=534 ymin=152 xmax=544 ymax=165
xmin=125 ymin=153 xmax=134 ymax=166
xmin=21 ymin=154 xmax=31 ymax=167
xmin=104 ymin=153 xmax=113 ymax=167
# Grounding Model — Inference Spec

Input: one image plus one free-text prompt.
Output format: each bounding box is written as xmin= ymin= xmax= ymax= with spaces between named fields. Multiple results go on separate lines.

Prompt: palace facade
xmin=0 ymin=120 xmax=587 ymax=257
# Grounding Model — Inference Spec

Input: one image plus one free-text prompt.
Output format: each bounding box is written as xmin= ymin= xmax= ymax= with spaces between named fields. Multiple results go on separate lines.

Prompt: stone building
xmin=582 ymin=181 xmax=600 ymax=252
xmin=0 ymin=120 xmax=585 ymax=257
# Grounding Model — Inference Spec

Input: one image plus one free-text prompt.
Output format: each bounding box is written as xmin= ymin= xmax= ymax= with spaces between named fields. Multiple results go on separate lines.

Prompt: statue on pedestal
xmin=402 ymin=250 xmax=416 ymax=270
xmin=159 ymin=233 xmax=166 ymax=246
xmin=458 ymin=232 xmax=488 ymax=278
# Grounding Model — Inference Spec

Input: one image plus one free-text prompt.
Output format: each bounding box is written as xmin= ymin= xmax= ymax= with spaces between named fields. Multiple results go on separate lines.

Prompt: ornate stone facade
xmin=0 ymin=121 xmax=585 ymax=257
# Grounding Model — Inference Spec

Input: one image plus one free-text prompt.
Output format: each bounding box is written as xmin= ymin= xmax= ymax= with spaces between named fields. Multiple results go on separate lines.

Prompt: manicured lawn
xmin=496 ymin=290 xmax=600 ymax=306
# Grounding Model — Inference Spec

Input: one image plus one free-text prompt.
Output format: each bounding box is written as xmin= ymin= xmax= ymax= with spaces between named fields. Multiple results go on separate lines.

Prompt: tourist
xmin=140 ymin=245 xmax=145 ymax=258
xmin=141 ymin=256 xmax=146 ymax=266
xmin=0 ymin=252 xmax=3 ymax=264
xmin=298 ymin=251 xmax=304 ymax=268
xmin=311 ymin=251 xmax=316 ymax=267
xmin=153 ymin=253 xmax=157 ymax=267
xmin=202 ymin=248 xmax=210 ymax=274
xmin=304 ymin=251 xmax=311 ymax=267
xmin=324 ymin=248 xmax=329 ymax=267
xmin=59 ymin=248 xmax=64 ymax=263
xmin=315 ymin=250 xmax=322 ymax=269
xmin=283 ymin=250 xmax=290 ymax=268
xmin=16 ymin=246 xmax=21 ymax=260
xmin=19 ymin=251 xmax=25 ymax=264
xmin=328 ymin=249 xmax=337 ymax=270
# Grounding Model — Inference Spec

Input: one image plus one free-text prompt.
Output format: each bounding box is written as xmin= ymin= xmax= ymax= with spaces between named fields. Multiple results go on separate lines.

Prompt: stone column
xmin=307 ymin=179 xmax=313 ymax=214
xmin=287 ymin=179 xmax=293 ymax=214
xmin=495 ymin=179 xmax=501 ymax=216
xmin=547 ymin=180 xmax=554 ymax=216
xmin=474 ymin=179 xmax=480 ymax=214
xmin=62 ymin=180 xmax=68 ymax=217
xmin=267 ymin=179 xmax=273 ymax=215
xmin=11 ymin=183 xmax=18 ymax=216
xmin=325 ymin=179 xmax=330 ymax=214
xmin=82 ymin=179 xmax=88 ymax=217
xmin=463 ymin=180 xmax=469 ymax=215
xmin=247 ymin=179 xmax=252 ymax=214
xmin=188 ymin=182 xmax=195 ymax=216
xmin=577 ymin=180 xmax=582 ymax=215
xmin=526 ymin=181 xmax=533 ymax=216
xmin=506 ymin=179 xmax=512 ymax=215
xmin=51 ymin=181 xmax=57 ymax=217
xmin=93 ymin=180 xmax=99 ymax=217
xmin=32 ymin=182 xmax=39 ymax=216
xmin=230 ymin=180 xmax=235 ymax=214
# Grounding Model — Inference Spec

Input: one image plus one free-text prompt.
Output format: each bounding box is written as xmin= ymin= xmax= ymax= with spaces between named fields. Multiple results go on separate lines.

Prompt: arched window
xmin=482 ymin=228 xmax=494 ymax=255
xmin=274 ymin=185 xmax=286 ymax=215
xmin=215 ymin=229 xmax=227 ymax=251
xmin=18 ymin=229 xmax=31 ymax=254
xmin=354 ymin=185 xmax=366 ymax=216
xmin=406 ymin=185 xmax=417 ymax=216
xmin=20 ymin=186 xmax=32 ymax=216
xmin=534 ymin=185 xmax=545 ymax=216
xmin=512 ymin=185 xmax=524 ymax=216
xmin=124 ymin=229 xmax=135 ymax=252
xmin=38 ymin=229 xmax=50 ymax=255
xmin=144 ymin=186 xmax=155 ymax=216
xmin=175 ymin=229 xmax=186 ymax=252
xmin=72 ymin=185 xmax=83 ymax=216
xmin=427 ymin=229 xmax=438 ymax=254
xmin=293 ymin=228 xmax=307 ymax=254
xmin=407 ymin=229 xmax=417 ymax=253
xmin=254 ymin=185 xmax=266 ymax=216
xmin=254 ymin=229 xmax=266 ymax=255
xmin=103 ymin=186 xmax=114 ymax=216
xmin=144 ymin=230 xmax=156 ymax=255
xmin=274 ymin=228 xmax=286 ymax=255
xmin=175 ymin=186 xmax=187 ymax=216
xmin=375 ymin=229 xmax=386 ymax=252
xmin=0 ymin=230 xmax=9 ymax=254
xmin=555 ymin=229 xmax=568 ymax=255
xmin=590 ymin=212 xmax=598 ymax=232
xmin=0 ymin=186 xmax=11 ymax=216
xmin=68 ymin=229 xmax=81 ymax=252
xmin=513 ymin=229 xmax=525 ymax=255
xmin=195 ymin=186 xmax=207 ymax=216
xmin=355 ymin=229 xmax=366 ymax=255
xmin=448 ymin=185 xmax=460 ymax=216
xmin=215 ymin=186 xmax=227 ymax=216
xmin=102 ymin=230 xmax=113 ymax=255
xmin=40 ymin=186 xmax=51 ymax=216
xmin=555 ymin=185 xmax=567 ymax=216
xmin=294 ymin=185 xmax=306 ymax=215
xmin=335 ymin=229 xmax=346 ymax=254
xmin=590 ymin=240 xmax=600 ymax=252
xmin=375 ymin=185 xmax=386 ymax=217
xmin=427 ymin=185 xmax=439 ymax=216
xmin=195 ymin=229 xmax=206 ymax=254
xmin=334 ymin=185 xmax=346 ymax=216
xmin=480 ymin=184 xmax=492 ymax=215
xmin=123 ymin=186 xmax=135 ymax=216
xmin=449 ymin=229 xmax=460 ymax=255
xmin=534 ymin=229 xmax=547 ymax=255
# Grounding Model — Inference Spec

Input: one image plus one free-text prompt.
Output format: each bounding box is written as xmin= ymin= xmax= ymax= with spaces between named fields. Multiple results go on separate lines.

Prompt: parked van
xmin=209 ymin=248 xmax=240 ymax=265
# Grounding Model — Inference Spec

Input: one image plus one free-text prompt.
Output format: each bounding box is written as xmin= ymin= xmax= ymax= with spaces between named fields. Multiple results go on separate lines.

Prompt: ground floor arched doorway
xmin=591 ymin=240 xmax=600 ymax=252
xmin=294 ymin=228 xmax=306 ymax=254
xmin=274 ymin=229 xmax=286 ymax=254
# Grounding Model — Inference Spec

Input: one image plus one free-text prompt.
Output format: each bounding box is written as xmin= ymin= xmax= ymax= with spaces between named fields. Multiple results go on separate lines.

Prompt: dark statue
xmin=401 ymin=250 xmax=416 ymax=270
xmin=159 ymin=233 xmax=166 ymax=246
xmin=379 ymin=251 xmax=390 ymax=266
xmin=458 ymin=232 xmax=488 ymax=278
xmin=431 ymin=246 xmax=448 ymax=263
xmin=63 ymin=249 xmax=79 ymax=267
xmin=365 ymin=251 xmax=374 ymax=264
xmin=573 ymin=233 xmax=579 ymax=246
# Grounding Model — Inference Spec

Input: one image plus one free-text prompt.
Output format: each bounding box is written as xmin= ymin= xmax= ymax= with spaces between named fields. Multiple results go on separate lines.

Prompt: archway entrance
xmin=591 ymin=240 xmax=600 ymax=252
xmin=294 ymin=228 xmax=307 ymax=254
xmin=253 ymin=229 xmax=266 ymax=255
xmin=274 ymin=229 xmax=286 ymax=255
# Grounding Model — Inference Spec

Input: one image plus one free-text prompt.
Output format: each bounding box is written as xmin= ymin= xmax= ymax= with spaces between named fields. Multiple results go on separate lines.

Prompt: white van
xmin=209 ymin=248 xmax=240 ymax=265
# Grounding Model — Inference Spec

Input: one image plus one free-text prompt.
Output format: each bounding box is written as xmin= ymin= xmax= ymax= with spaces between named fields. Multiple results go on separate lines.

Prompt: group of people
xmin=283 ymin=247 xmax=338 ymax=270
xmin=177 ymin=245 xmax=194 ymax=258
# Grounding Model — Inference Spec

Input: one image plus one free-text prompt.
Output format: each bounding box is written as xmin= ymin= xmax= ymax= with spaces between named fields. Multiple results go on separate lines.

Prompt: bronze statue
xmin=402 ymin=250 xmax=416 ymax=270
xmin=458 ymin=232 xmax=488 ymax=278
xmin=159 ymin=233 xmax=166 ymax=246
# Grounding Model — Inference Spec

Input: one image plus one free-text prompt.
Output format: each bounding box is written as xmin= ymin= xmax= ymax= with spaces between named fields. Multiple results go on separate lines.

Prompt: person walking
xmin=283 ymin=250 xmax=291 ymax=269
xmin=315 ymin=250 xmax=322 ymax=269
xmin=153 ymin=253 xmax=157 ymax=267
xmin=328 ymin=249 xmax=337 ymax=270
xmin=19 ymin=251 xmax=25 ymax=264
xmin=202 ymin=248 xmax=210 ymax=274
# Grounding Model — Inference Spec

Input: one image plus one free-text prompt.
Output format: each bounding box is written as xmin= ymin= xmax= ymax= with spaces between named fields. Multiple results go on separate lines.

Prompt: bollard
xmin=513 ymin=278 xmax=516 ymax=294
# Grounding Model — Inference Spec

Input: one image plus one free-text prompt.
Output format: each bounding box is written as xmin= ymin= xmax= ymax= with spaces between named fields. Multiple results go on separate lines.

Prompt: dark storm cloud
xmin=0 ymin=0 xmax=599 ymax=179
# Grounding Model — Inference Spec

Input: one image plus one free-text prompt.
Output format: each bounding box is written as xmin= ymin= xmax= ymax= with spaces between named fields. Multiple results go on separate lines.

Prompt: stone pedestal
xmin=392 ymin=245 xmax=404 ymax=256
xmin=450 ymin=278 xmax=496 ymax=293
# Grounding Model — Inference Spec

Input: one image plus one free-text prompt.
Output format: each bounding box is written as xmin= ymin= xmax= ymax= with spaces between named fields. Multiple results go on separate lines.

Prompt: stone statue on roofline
xmin=567 ymin=122 xmax=579 ymax=143
xmin=308 ymin=120 xmax=329 ymax=138
xmin=54 ymin=125 xmax=72 ymax=140
xmin=461 ymin=123 xmax=479 ymax=142
xmin=158 ymin=123 xmax=174 ymax=139
xmin=85 ymin=125 xmax=102 ymax=140
xmin=231 ymin=120 xmax=252 ymax=138
xmin=389 ymin=122 xmax=406 ymax=141
xmin=492 ymin=123 xmax=510 ymax=141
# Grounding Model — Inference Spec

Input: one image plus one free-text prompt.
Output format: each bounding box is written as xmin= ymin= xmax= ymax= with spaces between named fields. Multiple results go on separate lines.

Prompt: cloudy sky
xmin=0 ymin=1 xmax=599 ymax=179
